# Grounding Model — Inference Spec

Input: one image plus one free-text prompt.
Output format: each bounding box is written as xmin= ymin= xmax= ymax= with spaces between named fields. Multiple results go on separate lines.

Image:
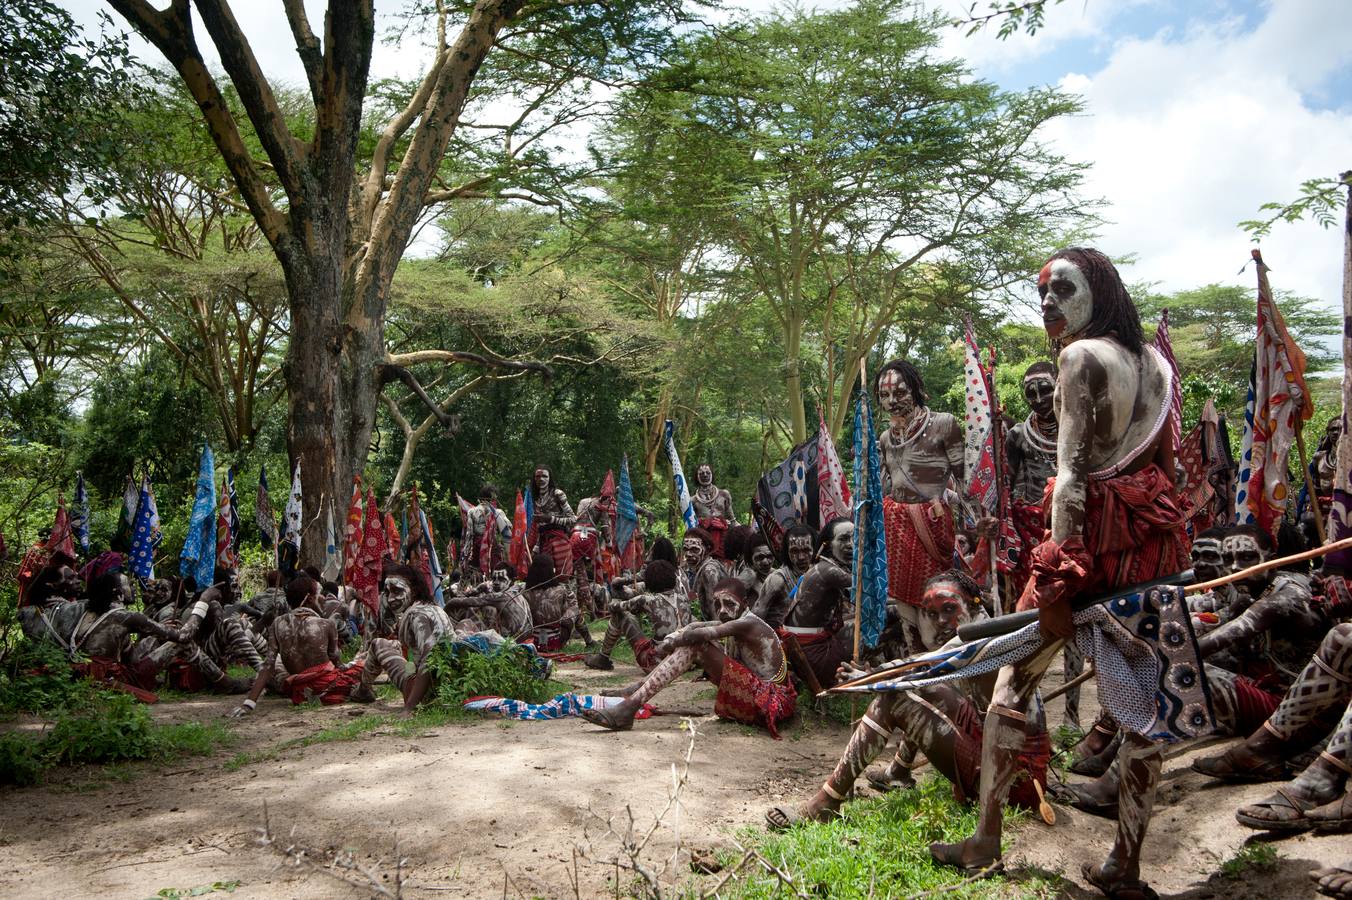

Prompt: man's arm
xmin=1048 ymin=343 xmax=1099 ymax=543
xmin=229 ymin=634 xmax=278 ymax=717
xmin=124 ymin=612 xmax=180 ymax=643
xmin=943 ymin=415 xmax=965 ymax=482
xmin=326 ymin=620 xmax=341 ymax=666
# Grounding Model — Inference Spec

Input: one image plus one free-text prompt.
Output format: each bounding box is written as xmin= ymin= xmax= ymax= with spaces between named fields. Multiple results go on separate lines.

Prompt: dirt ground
xmin=0 ymin=660 xmax=1347 ymax=899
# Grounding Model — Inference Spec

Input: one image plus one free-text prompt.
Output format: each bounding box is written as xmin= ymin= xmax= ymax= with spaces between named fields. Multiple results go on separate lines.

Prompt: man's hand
xmin=974 ymin=516 xmax=1000 ymax=539
xmin=227 ymin=699 xmax=256 ymax=719
xmin=835 ymin=662 xmax=866 ymax=685
xmin=1019 ymin=536 xmax=1090 ymax=642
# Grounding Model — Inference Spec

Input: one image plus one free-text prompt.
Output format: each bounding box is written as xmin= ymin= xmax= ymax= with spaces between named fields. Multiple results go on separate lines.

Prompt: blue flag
xmin=71 ymin=472 xmax=90 ymax=554
xmin=852 ymin=386 xmax=889 ymax=650
xmin=524 ymin=485 xmax=534 ymax=531
xmin=128 ymin=476 xmax=162 ymax=580
xmin=615 ymin=455 xmax=639 ymax=556
xmin=180 ymin=442 xmax=218 ymax=588
xmin=663 ymin=419 xmax=698 ymax=529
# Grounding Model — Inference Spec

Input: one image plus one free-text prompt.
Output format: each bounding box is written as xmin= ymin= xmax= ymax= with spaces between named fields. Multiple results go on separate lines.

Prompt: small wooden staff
xmin=1295 ymin=422 xmax=1328 ymax=544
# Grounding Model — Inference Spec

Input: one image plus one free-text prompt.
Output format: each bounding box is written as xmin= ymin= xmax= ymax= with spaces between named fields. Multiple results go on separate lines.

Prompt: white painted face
xmin=828 ymin=522 xmax=855 ymax=566
xmin=1221 ymin=534 xmax=1269 ymax=593
xmin=786 ymin=535 xmax=814 ymax=573
xmin=682 ymin=536 xmax=706 ymax=568
xmin=383 ymin=576 xmax=412 ymax=609
xmin=1038 ymin=258 xmax=1093 ymax=341
xmin=750 ymin=544 xmax=775 ymax=577
xmin=696 ymin=465 xmax=713 ymax=486
xmin=877 ymin=370 xmax=915 ymax=420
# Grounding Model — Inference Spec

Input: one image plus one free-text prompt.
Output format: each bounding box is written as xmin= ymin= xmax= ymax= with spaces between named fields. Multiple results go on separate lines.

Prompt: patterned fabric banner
xmin=852 ymin=385 xmax=889 ymax=650
xmin=180 ymin=443 xmax=217 ymax=588
xmin=255 ymin=467 xmax=277 ymax=550
xmin=128 ymin=476 xmax=161 ymax=580
xmin=962 ymin=319 xmax=998 ymax=513
xmin=322 ymin=499 xmax=342 ymax=583
xmin=342 ymin=476 xmax=364 ymax=588
xmin=663 ymin=419 xmax=698 ymax=529
xmin=1154 ymin=309 xmax=1184 ymax=455
xmin=818 ymin=411 xmax=852 ymax=525
xmin=216 ymin=474 xmax=238 ymax=571
xmin=615 ymin=455 xmax=639 ymax=557
xmin=71 ymin=473 xmax=89 ymax=554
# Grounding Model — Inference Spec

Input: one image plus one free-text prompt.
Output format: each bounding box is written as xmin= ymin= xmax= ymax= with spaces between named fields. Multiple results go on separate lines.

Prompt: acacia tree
xmin=612 ymin=0 xmax=1089 ymax=443
xmin=104 ymin=0 xmax=687 ymax=557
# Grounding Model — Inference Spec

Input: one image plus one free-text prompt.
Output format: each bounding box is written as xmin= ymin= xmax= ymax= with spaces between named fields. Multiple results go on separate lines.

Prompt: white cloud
xmin=1035 ymin=0 xmax=1351 ymax=309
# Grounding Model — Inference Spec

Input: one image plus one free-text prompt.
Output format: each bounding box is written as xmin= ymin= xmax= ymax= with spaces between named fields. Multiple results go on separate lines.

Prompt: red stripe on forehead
xmin=1037 ymin=262 xmax=1052 ymax=286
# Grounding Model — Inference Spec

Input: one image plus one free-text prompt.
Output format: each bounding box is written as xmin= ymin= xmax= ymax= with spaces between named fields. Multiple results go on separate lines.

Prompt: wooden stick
xmin=782 ymin=632 xmax=826 ymax=698
xmin=1296 ymin=425 xmax=1329 ymax=544
xmin=1042 ymin=664 xmax=1094 ymax=703
xmin=1187 ymin=534 xmax=1352 ymax=593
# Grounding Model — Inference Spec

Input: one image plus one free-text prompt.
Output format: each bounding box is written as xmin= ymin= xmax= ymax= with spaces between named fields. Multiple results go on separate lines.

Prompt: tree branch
xmin=281 ymin=0 xmax=324 ymax=106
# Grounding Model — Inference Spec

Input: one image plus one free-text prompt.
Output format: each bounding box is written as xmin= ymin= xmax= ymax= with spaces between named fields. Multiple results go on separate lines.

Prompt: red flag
xmin=353 ymin=489 xmax=387 ymax=618
xmin=216 ymin=476 xmax=238 ymax=571
xmin=384 ymin=512 xmax=401 ymax=561
xmin=477 ymin=502 xmax=496 ymax=576
xmin=341 ymin=476 xmax=363 ymax=588
xmin=508 ymin=489 xmax=530 ymax=577
xmin=47 ymin=494 xmax=76 ymax=560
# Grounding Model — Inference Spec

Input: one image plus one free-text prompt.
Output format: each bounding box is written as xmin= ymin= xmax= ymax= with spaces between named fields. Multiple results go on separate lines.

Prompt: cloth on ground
xmin=464 ymin=693 xmax=655 ymax=720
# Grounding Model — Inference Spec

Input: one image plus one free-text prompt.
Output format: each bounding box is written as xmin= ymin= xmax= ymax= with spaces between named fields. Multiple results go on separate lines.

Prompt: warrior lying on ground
xmin=765 ymin=570 xmax=1051 ymax=828
xmin=581 ymin=578 xmax=795 ymax=737
xmin=353 ymin=563 xmax=452 ymax=714
xmin=931 ymin=248 xmax=1189 ymax=900
xmin=584 ymin=560 xmax=689 ymax=672
xmin=779 ymin=518 xmax=854 ymax=691
xmin=229 ymin=575 xmax=363 ymax=715
xmin=443 ymin=568 xmax=533 ymax=640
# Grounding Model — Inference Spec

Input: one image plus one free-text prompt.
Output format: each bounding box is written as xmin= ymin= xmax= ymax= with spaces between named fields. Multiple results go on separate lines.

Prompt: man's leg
xmin=582 ymin=645 xmax=700 ymax=730
xmin=931 ymin=636 xmax=1064 ymax=870
xmin=586 ymin=611 xmax=644 ymax=670
xmin=351 ymin=637 xmax=410 ymax=702
xmin=1196 ymin=623 xmax=1352 ymax=781
xmin=1062 ymin=641 xmax=1085 ymax=730
xmin=1239 ymin=697 xmax=1352 ymax=831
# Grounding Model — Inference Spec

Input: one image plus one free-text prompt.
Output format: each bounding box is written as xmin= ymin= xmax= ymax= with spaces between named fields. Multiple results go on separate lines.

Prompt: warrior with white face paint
xmin=752 ymin=524 xmax=815 ymax=630
xmin=690 ymin=464 xmax=736 ymax=561
xmin=875 ymin=359 xmax=964 ymax=613
xmin=530 ymin=466 xmax=576 ymax=581
xmin=354 ymin=564 xmax=452 ymax=714
xmin=931 ymin=248 xmax=1190 ymax=899
xmin=681 ymin=526 xmax=728 ymax=620
xmin=780 ymin=519 xmax=856 ymax=689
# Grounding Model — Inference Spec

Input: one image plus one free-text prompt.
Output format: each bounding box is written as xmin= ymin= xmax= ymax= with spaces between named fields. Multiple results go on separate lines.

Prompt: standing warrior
xmin=691 ymin=464 xmax=736 ymax=561
xmin=876 ymin=360 xmax=964 ymax=619
xmin=572 ymin=486 xmax=615 ymax=616
xmin=931 ymin=248 xmax=1189 ymax=899
xmin=1005 ymin=361 xmax=1083 ymax=727
xmin=530 ymin=466 xmax=575 ymax=580
xmin=464 ymin=485 xmax=512 ymax=584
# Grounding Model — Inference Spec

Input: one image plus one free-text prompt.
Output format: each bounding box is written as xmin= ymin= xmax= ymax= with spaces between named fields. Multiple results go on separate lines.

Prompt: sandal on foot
xmin=1235 ymin=786 xmax=1324 ymax=832
xmin=865 ymin=769 xmax=916 ymax=794
xmin=928 ymin=841 xmax=1003 ymax=876
xmin=1192 ymin=745 xmax=1290 ymax=783
xmin=1307 ymin=792 xmax=1352 ymax=834
xmin=1082 ymin=863 xmax=1158 ymax=899
xmin=764 ymin=804 xmax=837 ymax=831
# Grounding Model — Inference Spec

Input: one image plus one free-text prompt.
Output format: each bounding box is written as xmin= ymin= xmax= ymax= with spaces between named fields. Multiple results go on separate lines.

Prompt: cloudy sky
xmin=70 ymin=0 xmax=1351 ymax=311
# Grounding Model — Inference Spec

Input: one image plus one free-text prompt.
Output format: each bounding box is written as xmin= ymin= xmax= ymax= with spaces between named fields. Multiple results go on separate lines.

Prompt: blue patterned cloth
xmin=852 ymin=387 xmax=888 ymax=649
xmin=664 ymin=419 xmax=698 ymax=529
xmin=180 ymin=443 xmax=217 ymax=587
xmin=71 ymin=472 xmax=89 ymax=554
xmin=464 ymin=693 xmax=641 ymax=721
xmin=616 ymin=455 xmax=639 ymax=557
xmin=128 ymin=477 xmax=162 ymax=580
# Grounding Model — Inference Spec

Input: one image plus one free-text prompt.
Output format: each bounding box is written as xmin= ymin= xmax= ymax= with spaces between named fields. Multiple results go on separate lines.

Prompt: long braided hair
xmin=1046 ymin=247 xmax=1144 ymax=354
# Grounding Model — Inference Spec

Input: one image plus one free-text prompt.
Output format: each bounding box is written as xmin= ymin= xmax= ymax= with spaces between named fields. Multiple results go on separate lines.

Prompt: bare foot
xmin=929 ymin=836 xmax=1002 ymax=874
xmin=1312 ymin=860 xmax=1352 ymax=898
xmin=581 ymin=704 xmax=636 ymax=731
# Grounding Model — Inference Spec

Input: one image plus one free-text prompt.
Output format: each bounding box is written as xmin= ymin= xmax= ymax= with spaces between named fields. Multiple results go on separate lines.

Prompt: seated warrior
xmin=465 ymin=484 xmax=512 ymax=586
xmin=691 ymin=463 xmax=736 ymax=561
xmin=67 ymin=572 xmax=183 ymax=697
xmin=443 ymin=567 xmax=533 ymax=640
xmin=752 ymin=523 xmax=816 ymax=629
xmin=1184 ymin=527 xmax=1232 ymax=617
xmin=165 ymin=568 xmax=264 ymax=692
xmin=722 ymin=525 xmax=755 ymax=583
xmin=530 ymin=466 xmax=576 ymax=582
xmin=876 ymin=360 xmax=964 ymax=630
xmin=682 ymin=526 xmax=728 ymax=620
xmin=582 ymin=578 xmax=796 ymax=736
xmin=230 ymin=574 xmax=363 ymax=715
xmin=521 ymin=555 xmax=597 ymax=652
xmin=238 ymin=570 xmax=288 ymax=623
xmin=353 ymin=563 xmax=452 ymax=714
xmin=765 ymin=570 xmax=1052 ymax=827
xmin=779 ymin=518 xmax=854 ymax=691
xmin=584 ymin=559 xmax=689 ymax=671
xmin=737 ymin=532 xmax=776 ymax=606
xmin=18 ymin=561 xmax=86 ymax=646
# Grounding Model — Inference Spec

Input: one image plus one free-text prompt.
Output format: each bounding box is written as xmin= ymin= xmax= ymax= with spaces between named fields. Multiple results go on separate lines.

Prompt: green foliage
xmin=148 ymin=882 xmax=241 ymax=900
xmin=43 ymin=692 xmax=160 ymax=765
xmin=1241 ymin=173 xmax=1351 ymax=238
xmin=723 ymin=776 xmax=1056 ymax=898
xmin=0 ymin=642 xmax=101 ymax=716
xmin=423 ymin=642 xmax=557 ymax=708
xmin=0 ymin=731 xmax=44 ymax=786
xmin=1219 ymin=842 xmax=1280 ymax=880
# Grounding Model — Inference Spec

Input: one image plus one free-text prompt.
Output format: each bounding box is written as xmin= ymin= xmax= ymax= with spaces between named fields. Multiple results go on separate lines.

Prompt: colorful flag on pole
xmin=256 ymin=467 xmax=277 ymax=550
xmin=406 ymin=484 xmax=434 ymax=593
xmin=384 ymin=512 xmax=402 ymax=561
xmin=113 ymin=473 xmax=139 ymax=550
xmin=322 ymin=499 xmax=342 ymax=583
xmin=615 ymin=455 xmax=639 ymax=559
xmin=1154 ymin=309 xmax=1184 ymax=455
xmin=962 ymin=319 xmax=998 ymax=514
xmin=1234 ymin=251 xmax=1313 ymax=535
xmin=852 ymin=384 xmax=889 ymax=650
xmin=180 ymin=442 xmax=218 ymax=588
xmin=128 ymin=476 xmax=162 ymax=581
xmin=47 ymin=493 xmax=75 ymax=561
xmin=342 ymin=476 xmax=363 ymax=588
xmin=509 ymin=489 xmax=530 ymax=577
xmin=216 ymin=474 xmax=238 ymax=571
xmin=71 ymin=473 xmax=89 ymax=555
xmin=277 ymin=461 xmax=302 ymax=575
xmin=754 ymin=434 xmax=820 ymax=548
xmin=817 ymin=412 xmax=852 ymax=525
xmin=353 ymin=488 xmax=386 ymax=618
xmin=663 ymin=419 xmax=698 ymax=530
xmin=420 ymin=509 xmax=445 ymax=604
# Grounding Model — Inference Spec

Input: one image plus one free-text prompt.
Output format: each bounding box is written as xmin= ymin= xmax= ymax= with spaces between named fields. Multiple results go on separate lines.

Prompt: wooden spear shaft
xmin=1295 ymin=424 xmax=1329 ymax=545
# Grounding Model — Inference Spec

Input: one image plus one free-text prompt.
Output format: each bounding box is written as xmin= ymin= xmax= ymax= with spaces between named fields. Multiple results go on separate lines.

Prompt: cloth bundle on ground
xmin=464 ymin=693 xmax=655 ymax=720
xmin=283 ymin=659 xmax=365 ymax=706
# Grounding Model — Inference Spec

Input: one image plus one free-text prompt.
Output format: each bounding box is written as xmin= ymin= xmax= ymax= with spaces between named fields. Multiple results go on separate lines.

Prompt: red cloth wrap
xmin=1009 ymin=501 xmax=1046 ymax=598
xmin=73 ymin=656 xmax=159 ymax=704
xmin=951 ymin=698 xmax=1051 ymax=811
xmin=537 ymin=529 xmax=573 ymax=578
xmin=698 ymin=518 xmax=729 ymax=560
xmin=1232 ymin=675 xmax=1282 ymax=735
xmin=713 ymin=656 xmax=797 ymax=739
xmin=283 ymin=660 xmax=365 ymax=706
xmin=883 ymin=498 xmax=955 ymax=607
xmin=166 ymin=659 xmax=207 ymax=693
xmin=633 ymin=636 xmax=659 ymax=673
xmin=1017 ymin=463 xmax=1189 ymax=612
xmin=778 ymin=628 xmax=851 ymax=690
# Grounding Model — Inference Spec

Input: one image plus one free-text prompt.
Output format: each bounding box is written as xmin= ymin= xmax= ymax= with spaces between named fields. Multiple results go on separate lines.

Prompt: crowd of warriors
xmin=10 ymin=244 xmax=1352 ymax=898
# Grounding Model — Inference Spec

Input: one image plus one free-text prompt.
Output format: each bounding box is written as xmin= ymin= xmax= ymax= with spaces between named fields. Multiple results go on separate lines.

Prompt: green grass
xmin=714 ymin=776 xmax=1061 ymax=899
xmin=1219 ymin=842 xmax=1280 ymax=880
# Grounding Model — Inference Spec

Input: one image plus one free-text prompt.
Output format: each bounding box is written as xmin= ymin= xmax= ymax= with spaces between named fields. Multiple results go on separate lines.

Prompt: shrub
xmin=0 ymin=732 xmax=44 ymax=786
xmin=44 ymin=692 xmax=160 ymax=765
xmin=424 ymin=641 xmax=555 ymax=708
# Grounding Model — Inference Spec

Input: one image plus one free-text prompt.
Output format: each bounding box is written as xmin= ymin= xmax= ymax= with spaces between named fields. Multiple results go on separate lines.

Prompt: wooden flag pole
xmin=1296 ymin=423 xmax=1329 ymax=545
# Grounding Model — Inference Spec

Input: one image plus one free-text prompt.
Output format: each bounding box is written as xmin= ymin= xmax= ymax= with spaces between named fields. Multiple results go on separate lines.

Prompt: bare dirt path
xmin=0 ymin=662 xmax=1346 ymax=898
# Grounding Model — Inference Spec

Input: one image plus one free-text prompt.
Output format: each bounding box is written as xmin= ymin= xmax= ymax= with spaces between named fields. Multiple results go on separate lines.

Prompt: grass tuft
xmin=1219 ymin=842 xmax=1280 ymax=880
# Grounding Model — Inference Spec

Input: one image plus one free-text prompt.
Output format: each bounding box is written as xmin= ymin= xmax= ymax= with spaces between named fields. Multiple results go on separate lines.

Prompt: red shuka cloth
xmin=283 ymin=660 xmax=365 ymax=706
xmin=951 ymin=698 xmax=1050 ymax=811
xmin=1232 ymin=675 xmax=1283 ymax=735
xmin=73 ymin=656 xmax=159 ymax=704
xmin=698 ymin=518 xmax=729 ymax=561
xmin=883 ymin=498 xmax=955 ymax=607
xmin=713 ymin=656 xmax=797 ymax=739
xmin=633 ymin=636 xmax=659 ymax=673
xmin=537 ymin=529 xmax=573 ymax=578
